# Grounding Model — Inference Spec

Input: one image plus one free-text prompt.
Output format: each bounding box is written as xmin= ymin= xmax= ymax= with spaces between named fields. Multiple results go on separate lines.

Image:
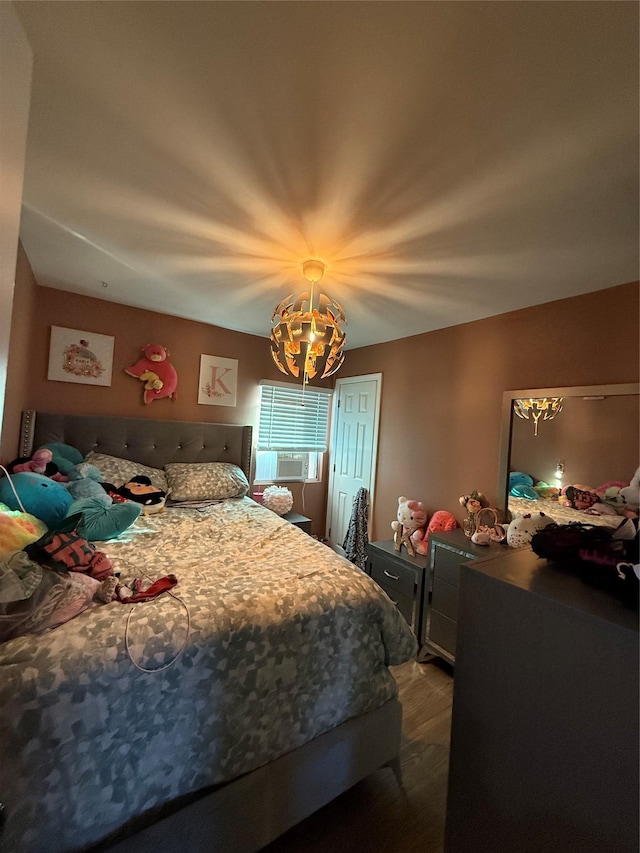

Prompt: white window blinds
xmin=257 ymin=382 xmax=332 ymax=452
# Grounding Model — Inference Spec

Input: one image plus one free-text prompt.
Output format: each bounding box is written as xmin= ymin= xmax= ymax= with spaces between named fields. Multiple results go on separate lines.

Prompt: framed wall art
xmin=198 ymin=354 xmax=238 ymax=407
xmin=47 ymin=326 xmax=114 ymax=386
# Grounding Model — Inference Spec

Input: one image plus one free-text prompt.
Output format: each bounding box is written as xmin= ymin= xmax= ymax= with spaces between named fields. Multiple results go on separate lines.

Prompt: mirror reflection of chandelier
xmin=270 ymin=260 xmax=346 ymax=387
xmin=513 ymin=397 xmax=564 ymax=436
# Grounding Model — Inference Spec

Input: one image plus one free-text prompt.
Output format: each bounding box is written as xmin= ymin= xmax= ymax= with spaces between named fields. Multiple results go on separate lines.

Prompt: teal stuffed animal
xmin=66 ymin=462 xmax=112 ymax=503
xmin=68 ymin=496 xmax=141 ymax=541
xmin=0 ymin=471 xmax=141 ymax=541
xmin=0 ymin=473 xmax=72 ymax=529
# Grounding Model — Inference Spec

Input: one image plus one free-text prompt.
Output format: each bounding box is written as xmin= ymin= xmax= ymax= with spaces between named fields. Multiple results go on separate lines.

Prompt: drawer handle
xmin=383 ymin=570 xmax=400 ymax=581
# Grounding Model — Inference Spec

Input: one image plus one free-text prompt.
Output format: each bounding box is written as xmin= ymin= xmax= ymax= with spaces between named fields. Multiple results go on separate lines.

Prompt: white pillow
xmin=85 ymin=452 xmax=169 ymax=492
xmin=164 ymin=462 xmax=249 ymax=502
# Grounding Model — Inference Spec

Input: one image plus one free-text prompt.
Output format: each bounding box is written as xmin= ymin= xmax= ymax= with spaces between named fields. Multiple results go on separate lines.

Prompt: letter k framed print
xmin=198 ymin=354 xmax=238 ymax=407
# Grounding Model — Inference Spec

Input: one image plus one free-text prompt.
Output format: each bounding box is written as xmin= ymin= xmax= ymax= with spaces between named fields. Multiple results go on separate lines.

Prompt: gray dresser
xmin=422 ymin=529 xmax=506 ymax=663
xmin=367 ymin=539 xmax=428 ymax=638
xmin=445 ymin=547 xmax=639 ymax=853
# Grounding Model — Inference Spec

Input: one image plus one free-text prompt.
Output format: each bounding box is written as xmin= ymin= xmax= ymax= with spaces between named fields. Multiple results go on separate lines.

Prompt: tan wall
xmin=5 ymin=247 xmax=638 ymax=545
xmin=1 ymin=251 xmax=330 ymax=535
xmin=341 ymin=282 xmax=639 ymax=540
xmin=0 ymin=5 xmax=32 ymax=443
xmin=1 ymin=243 xmax=38 ymax=462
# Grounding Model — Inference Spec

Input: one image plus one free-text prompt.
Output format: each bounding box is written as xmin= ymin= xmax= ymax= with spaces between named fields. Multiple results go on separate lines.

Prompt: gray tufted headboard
xmin=19 ymin=410 xmax=252 ymax=479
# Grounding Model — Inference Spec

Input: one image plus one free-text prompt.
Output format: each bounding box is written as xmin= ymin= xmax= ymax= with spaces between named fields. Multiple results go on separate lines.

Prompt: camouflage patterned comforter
xmin=0 ymin=498 xmax=416 ymax=852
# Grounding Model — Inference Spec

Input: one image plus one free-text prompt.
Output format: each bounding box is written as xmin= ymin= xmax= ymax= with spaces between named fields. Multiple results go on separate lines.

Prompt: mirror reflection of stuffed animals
xmin=391 ymin=497 xmax=428 ymax=557
xmin=508 ymin=467 xmax=639 ymax=525
xmin=126 ymin=343 xmax=178 ymax=404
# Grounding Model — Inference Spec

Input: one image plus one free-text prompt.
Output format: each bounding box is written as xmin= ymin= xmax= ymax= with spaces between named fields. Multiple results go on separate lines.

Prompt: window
xmin=255 ymin=381 xmax=332 ymax=482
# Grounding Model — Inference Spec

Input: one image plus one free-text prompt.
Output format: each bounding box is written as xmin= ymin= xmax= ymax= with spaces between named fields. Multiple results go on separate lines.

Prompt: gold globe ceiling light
xmin=270 ymin=259 xmax=347 ymax=385
xmin=513 ymin=397 xmax=564 ymax=436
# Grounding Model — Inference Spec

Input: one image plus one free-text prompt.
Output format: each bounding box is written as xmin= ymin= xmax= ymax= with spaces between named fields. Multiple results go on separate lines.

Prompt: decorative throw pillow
xmin=85 ymin=452 xmax=168 ymax=493
xmin=164 ymin=462 xmax=249 ymax=502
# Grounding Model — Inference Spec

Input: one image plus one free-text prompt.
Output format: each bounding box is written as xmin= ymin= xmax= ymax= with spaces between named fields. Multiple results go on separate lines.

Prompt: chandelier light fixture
xmin=270 ymin=259 xmax=346 ymax=388
xmin=513 ymin=397 xmax=564 ymax=436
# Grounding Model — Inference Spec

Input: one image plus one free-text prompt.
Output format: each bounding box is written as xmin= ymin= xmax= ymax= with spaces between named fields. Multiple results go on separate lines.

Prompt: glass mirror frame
xmin=497 ymin=383 xmax=639 ymax=515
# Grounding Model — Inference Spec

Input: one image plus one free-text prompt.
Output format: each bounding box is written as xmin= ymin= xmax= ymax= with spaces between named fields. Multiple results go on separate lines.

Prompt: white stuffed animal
xmin=620 ymin=467 xmax=640 ymax=512
xmin=391 ymin=496 xmax=428 ymax=557
xmin=506 ymin=511 xmax=556 ymax=549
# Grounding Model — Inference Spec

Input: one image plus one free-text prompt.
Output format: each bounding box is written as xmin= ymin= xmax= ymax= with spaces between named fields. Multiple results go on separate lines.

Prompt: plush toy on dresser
xmin=391 ymin=496 xmax=428 ymax=557
xmin=506 ymin=511 xmax=556 ymax=548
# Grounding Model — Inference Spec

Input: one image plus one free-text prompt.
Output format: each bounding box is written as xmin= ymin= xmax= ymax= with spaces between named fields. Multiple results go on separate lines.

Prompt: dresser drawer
xmin=370 ymin=557 xmax=416 ymax=598
xmin=379 ymin=586 xmax=414 ymax=628
xmin=431 ymin=577 xmax=458 ymax=621
xmin=429 ymin=609 xmax=457 ymax=656
xmin=432 ymin=547 xmax=468 ymax=587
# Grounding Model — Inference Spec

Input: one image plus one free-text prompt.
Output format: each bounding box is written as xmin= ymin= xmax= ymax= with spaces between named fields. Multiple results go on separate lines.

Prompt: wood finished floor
xmin=262 ymin=658 xmax=454 ymax=853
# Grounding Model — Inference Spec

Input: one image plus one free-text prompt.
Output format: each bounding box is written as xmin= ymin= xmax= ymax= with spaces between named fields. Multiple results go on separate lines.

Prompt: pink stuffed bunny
xmin=9 ymin=448 xmax=53 ymax=475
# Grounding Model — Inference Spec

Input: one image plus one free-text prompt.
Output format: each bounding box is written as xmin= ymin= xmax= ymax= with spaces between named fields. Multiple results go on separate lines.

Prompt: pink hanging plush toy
xmin=125 ymin=343 xmax=178 ymax=405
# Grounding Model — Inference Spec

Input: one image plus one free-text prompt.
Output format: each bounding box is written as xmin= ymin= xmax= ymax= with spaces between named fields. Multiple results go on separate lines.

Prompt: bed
xmin=0 ymin=411 xmax=417 ymax=853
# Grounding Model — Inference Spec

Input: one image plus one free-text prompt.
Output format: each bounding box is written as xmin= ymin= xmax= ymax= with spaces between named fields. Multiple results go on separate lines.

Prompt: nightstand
xmin=422 ymin=528 xmax=506 ymax=664
xmin=366 ymin=540 xmax=428 ymax=640
xmin=282 ymin=512 xmax=312 ymax=534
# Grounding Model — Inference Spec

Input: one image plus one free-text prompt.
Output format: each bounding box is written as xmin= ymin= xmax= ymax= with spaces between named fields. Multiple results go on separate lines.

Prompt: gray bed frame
xmin=17 ymin=410 xmax=403 ymax=853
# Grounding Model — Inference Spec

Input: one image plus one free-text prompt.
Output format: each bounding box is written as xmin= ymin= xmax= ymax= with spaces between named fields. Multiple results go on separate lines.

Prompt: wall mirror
xmin=497 ymin=383 xmax=639 ymax=519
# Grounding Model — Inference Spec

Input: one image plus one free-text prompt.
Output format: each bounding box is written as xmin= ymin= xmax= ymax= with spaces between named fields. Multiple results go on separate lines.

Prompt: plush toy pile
xmin=0 ymin=442 xmax=180 ymax=643
xmin=0 ymin=444 xmax=145 ymax=539
xmin=529 ymin=516 xmax=639 ymax=604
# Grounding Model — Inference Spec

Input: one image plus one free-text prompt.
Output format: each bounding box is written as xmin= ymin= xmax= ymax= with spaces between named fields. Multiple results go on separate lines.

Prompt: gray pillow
xmin=85 ymin=452 xmax=169 ymax=492
xmin=164 ymin=462 xmax=249 ymax=502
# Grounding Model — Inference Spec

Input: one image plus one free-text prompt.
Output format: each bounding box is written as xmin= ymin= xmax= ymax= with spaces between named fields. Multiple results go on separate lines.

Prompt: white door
xmin=326 ymin=373 xmax=382 ymax=548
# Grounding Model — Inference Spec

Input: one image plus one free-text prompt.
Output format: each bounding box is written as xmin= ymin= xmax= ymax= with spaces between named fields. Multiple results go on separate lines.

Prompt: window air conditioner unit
xmin=275 ymin=453 xmax=309 ymax=481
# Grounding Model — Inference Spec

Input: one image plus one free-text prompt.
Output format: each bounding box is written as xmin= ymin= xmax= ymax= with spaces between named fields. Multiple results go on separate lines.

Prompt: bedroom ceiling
xmin=13 ymin=1 xmax=639 ymax=350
